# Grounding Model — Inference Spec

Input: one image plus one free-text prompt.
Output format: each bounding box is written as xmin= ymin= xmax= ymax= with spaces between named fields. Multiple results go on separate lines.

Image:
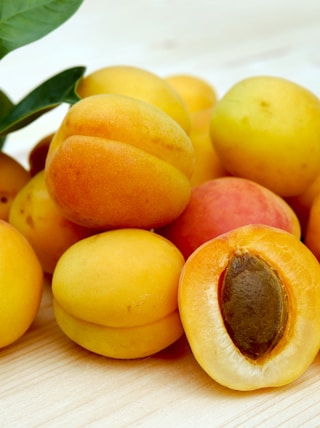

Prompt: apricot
xmin=304 ymin=193 xmax=320 ymax=261
xmin=286 ymin=172 xmax=320 ymax=236
xmin=165 ymin=73 xmax=217 ymax=114
xmin=45 ymin=94 xmax=195 ymax=230
xmin=76 ymin=65 xmax=191 ymax=134
xmin=178 ymin=224 xmax=320 ymax=391
xmin=28 ymin=132 xmax=54 ymax=177
xmin=9 ymin=171 xmax=93 ymax=274
xmin=188 ymin=110 xmax=227 ymax=187
xmin=164 ymin=73 xmax=222 ymax=186
xmin=210 ymin=76 xmax=320 ymax=197
xmin=0 ymin=152 xmax=30 ymax=221
xmin=52 ymin=228 xmax=185 ymax=359
xmin=158 ymin=176 xmax=301 ymax=259
xmin=0 ymin=220 xmax=43 ymax=348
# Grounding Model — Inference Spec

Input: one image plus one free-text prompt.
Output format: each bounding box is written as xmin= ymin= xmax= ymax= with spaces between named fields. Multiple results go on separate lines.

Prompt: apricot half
xmin=52 ymin=228 xmax=185 ymax=359
xmin=178 ymin=224 xmax=320 ymax=391
xmin=45 ymin=94 xmax=195 ymax=230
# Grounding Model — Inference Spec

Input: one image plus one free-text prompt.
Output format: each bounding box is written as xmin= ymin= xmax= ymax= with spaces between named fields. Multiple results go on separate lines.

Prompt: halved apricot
xmin=178 ymin=224 xmax=320 ymax=391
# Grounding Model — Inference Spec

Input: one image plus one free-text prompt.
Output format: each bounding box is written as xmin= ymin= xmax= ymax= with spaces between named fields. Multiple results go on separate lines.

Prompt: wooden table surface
xmin=1 ymin=1 xmax=320 ymax=426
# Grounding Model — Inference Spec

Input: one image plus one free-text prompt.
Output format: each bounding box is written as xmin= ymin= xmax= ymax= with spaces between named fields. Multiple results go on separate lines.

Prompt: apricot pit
xmin=219 ymin=251 xmax=288 ymax=360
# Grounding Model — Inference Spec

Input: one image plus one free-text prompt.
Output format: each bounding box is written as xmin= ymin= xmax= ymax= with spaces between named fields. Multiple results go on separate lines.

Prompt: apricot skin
xmin=0 ymin=152 xmax=30 ymax=221
xmin=0 ymin=220 xmax=43 ymax=348
xmin=304 ymin=194 xmax=320 ymax=261
xmin=45 ymin=94 xmax=195 ymax=230
xmin=52 ymin=228 xmax=185 ymax=359
xmin=165 ymin=73 xmax=217 ymax=114
xmin=158 ymin=176 xmax=301 ymax=259
xmin=178 ymin=224 xmax=320 ymax=391
xmin=9 ymin=171 xmax=93 ymax=274
xmin=76 ymin=65 xmax=191 ymax=134
xmin=210 ymin=76 xmax=320 ymax=197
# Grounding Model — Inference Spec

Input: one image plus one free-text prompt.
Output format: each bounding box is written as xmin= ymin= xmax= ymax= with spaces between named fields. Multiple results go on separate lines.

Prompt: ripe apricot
xmin=165 ymin=73 xmax=217 ymax=114
xmin=158 ymin=176 xmax=301 ymax=259
xmin=188 ymin=110 xmax=227 ymax=186
xmin=286 ymin=172 xmax=320 ymax=237
xmin=0 ymin=152 xmax=30 ymax=221
xmin=210 ymin=76 xmax=320 ymax=197
xmin=178 ymin=224 xmax=320 ymax=391
xmin=52 ymin=228 xmax=185 ymax=359
xmin=164 ymin=73 xmax=222 ymax=186
xmin=9 ymin=171 xmax=93 ymax=274
xmin=304 ymin=193 xmax=320 ymax=261
xmin=77 ymin=65 xmax=191 ymax=134
xmin=45 ymin=94 xmax=195 ymax=230
xmin=0 ymin=220 xmax=43 ymax=348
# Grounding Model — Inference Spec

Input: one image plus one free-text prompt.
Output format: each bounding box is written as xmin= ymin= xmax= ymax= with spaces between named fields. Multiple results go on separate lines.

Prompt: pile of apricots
xmin=2 ymin=64 xmax=320 ymax=391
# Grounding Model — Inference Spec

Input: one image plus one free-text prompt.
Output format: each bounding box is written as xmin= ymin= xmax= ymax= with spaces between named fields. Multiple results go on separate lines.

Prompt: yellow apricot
xmin=162 ymin=74 xmax=222 ymax=186
xmin=0 ymin=220 xmax=43 ymax=348
xmin=189 ymin=109 xmax=227 ymax=186
xmin=210 ymin=76 xmax=320 ymax=197
xmin=52 ymin=228 xmax=185 ymax=359
xmin=165 ymin=73 xmax=217 ymax=113
xmin=77 ymin=65 xmax=191 ymax=134
xmin=45 ymin=94 xmax=195 ymax=230
xmin=0 ymin=152 xmax=30 ymax=221
xmin=9 ymin=171 xmax=93 ymax=274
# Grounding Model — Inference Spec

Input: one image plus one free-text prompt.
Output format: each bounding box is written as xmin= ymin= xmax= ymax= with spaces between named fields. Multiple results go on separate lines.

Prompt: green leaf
xmin=0 ymin=0 xmax=84 ymax=59
xmin=0 ymin=89 xmax=13 ymax=148
xmin=0 ymin=65 xmax=86 ymax=137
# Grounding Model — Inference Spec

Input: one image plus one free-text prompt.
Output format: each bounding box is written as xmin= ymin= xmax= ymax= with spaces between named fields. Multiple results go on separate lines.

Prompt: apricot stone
xmin=45 ymin=94 xmax=195 ymax=230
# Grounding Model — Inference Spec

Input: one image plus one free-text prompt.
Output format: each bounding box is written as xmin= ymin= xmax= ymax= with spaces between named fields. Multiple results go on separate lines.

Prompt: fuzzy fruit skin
xmin=77 ymin=65 xmax=191 ymax=134
xmin=45 ymin=94 xmax=195 ymax=230
xmin=0 ymin=152 xmax=30 ymax=221
xmin=304 ymin=193 xmax=320 ymax=261
xmin=158 ymin=176 xmax=301 ymax=259
xmin=178 ymin=224 xmax=320 ymax=391
xmin=0 ymin=220 xmax=43 ymax=348
xmin=52 ymin=228 xmax=185 ymax=359
xmin=9 ymin=171 xmax=93 ymax=274
xmin=165 ymin=73 xmax=217 ymax=114
xmin=210 ymin=76 xmax=320 ymax=197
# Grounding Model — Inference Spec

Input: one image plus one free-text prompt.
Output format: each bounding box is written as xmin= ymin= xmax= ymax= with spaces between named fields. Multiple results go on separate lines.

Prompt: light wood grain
xmin=1 ymin=1 xmax=320 ymax=426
